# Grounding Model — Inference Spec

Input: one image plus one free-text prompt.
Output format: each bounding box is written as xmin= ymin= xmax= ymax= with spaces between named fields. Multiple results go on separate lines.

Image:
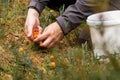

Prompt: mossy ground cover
xmin=0 ymin=0 xmax=120 ymax=80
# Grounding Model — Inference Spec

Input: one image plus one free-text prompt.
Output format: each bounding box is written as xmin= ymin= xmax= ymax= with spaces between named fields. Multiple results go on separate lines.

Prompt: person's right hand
xmin=24 ymin=8 xmax=42 ymax=40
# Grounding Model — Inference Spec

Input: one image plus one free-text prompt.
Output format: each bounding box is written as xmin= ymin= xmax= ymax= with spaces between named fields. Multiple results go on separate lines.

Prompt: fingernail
xmin=27 ymin=33 xmax=31 ymax=37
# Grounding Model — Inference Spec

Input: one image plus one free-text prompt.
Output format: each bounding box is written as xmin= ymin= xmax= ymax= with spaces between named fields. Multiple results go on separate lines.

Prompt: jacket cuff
xmin=56 ymin=16 xmax=72 ymax=35
xmin=28 ymin=1 xmax=44 ymax=14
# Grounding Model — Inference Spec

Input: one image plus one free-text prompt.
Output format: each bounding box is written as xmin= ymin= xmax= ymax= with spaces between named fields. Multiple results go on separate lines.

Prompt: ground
xmin=0 ymin=0 xmax=120 ymax=80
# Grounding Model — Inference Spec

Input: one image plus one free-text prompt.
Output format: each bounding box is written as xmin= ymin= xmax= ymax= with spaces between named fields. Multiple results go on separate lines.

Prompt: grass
xmin=0 ymin=0 xmax=120 ymax=80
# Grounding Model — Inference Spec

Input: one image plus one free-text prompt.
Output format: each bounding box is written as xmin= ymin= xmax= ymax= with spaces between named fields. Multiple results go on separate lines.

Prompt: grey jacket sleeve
xmin=56 ymin=0 xmax=94 ymax=35
xmin=28 ymin=0 xmax=50 ymax=14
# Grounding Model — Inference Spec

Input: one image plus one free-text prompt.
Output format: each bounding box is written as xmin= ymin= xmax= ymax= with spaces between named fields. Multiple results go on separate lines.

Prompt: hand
xmin=24 ymin=8 xmax=42 ymax=40
xmin=34 ymin=22 xmax=64 ymax=48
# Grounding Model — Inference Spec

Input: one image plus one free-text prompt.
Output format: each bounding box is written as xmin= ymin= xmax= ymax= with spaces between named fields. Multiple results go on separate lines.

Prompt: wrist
xmin=55 ymin=22 xmax=64 ymax=36
xmin=28 ymin=8 xmax=39 ymax=17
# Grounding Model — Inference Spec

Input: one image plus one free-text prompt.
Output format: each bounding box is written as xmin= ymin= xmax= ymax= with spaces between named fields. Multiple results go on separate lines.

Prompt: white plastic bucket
xmin=87 ymin=10 xmax=120 ymax=58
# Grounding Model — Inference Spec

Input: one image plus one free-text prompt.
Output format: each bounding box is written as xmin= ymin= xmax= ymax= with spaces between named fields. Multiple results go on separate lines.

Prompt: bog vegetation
xmin=0 ymin=0 xmax=120 ymax=80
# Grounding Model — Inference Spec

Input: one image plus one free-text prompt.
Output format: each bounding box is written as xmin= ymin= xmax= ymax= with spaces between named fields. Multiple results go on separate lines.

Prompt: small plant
xmin=49 ymin=62 xmax=56 ymax=68
xmin=19 ymin=47 xmax=24 ymax=54
xmin=49 ymin=55 xmax=55 ymax=61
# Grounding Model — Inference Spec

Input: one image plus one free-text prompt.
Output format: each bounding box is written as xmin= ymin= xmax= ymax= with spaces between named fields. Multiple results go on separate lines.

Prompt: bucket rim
xmin=87 ymin=10 xmax=120 ymax=27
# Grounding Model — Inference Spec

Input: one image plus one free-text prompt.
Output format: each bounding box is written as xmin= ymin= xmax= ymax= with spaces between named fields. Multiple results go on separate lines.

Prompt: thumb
xmin=38 ymin=25 xmax=43 ymax=34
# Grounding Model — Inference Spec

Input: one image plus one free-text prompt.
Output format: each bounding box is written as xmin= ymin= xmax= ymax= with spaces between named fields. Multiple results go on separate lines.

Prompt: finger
xmin=35 ymin=29 xmax=49 ymax=41
xmin=47 ymin=41 xmax=56 ymax=48
xmin=27 ymin=25 xmax=33 ymax=38
xmin=40 ymin=37 xmax=53 ymax=47
xmin=38 ymin=26 xmax=43 ymax=34
xmin=24 ymin=25 xmax=33 ymax=40
xmin=39 ymin=41 xmax=42 ymax=46
xmin=47 ymin=38 xmax=61 ymax=48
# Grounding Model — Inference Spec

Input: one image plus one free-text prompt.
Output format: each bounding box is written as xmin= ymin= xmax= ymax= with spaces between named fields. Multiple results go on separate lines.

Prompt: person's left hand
xmin=34 ymin=22 xmax=64 ymax=48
